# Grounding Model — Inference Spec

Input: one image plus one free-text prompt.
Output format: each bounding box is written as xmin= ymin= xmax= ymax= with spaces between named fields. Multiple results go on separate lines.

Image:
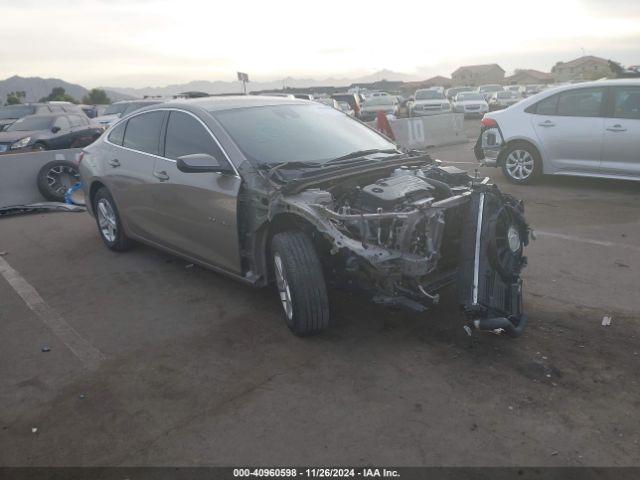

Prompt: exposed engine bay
xmin=264 ymin=154 xmax=530 ymax=336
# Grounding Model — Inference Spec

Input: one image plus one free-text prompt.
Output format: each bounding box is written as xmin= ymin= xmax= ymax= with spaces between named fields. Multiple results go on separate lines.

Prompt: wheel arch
xmin=252 ymin=212 xmax=334 ymax=285
xmin=89 ymin=180 xmax=107 ymax=209
xmin=499 ymin=137 xmax=545 ymax=173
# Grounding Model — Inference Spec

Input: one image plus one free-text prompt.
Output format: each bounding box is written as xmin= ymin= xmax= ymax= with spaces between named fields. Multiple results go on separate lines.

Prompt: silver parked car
xmin=475 ymin=79 xmax=640 ymax=184
xmin=81 ymin=96 xmax=530 ymax=337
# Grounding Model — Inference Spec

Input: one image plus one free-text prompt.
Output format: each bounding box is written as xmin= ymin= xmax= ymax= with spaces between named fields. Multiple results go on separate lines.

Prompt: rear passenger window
xmin=122 ymin=111 xmax=165 ymax=155
xmin=108 ymin=121 xmax=126 ymax=145
xmin=164 ymin=111 xmax=225 ymax=161
xmin=611 ymin=86 xmax=640 ymax=120
xmin=527 ymin=94 xmax=558 ymax=115
xmin=556 ymin=88 xmax=604 ymax=117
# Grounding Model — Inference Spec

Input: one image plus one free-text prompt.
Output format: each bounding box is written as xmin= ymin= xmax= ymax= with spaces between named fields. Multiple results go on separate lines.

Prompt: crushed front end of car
xmin=268 ymin=153 xmax=530 ymax=337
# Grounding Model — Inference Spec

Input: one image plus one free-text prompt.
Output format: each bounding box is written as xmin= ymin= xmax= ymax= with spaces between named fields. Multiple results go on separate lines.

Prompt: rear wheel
xmin=93 ymin=187 xmax=134 ymax=251
xmin=501 ymin=142 xmax=541 ymax=184
xmin=271 ymin=231 xmax=331 ymax=336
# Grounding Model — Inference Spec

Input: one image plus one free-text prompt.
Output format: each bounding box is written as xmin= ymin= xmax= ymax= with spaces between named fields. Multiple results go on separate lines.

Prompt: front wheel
xmin=271 ymin=231 xmax=331 ymax=336
xmin=93 ymin=187 xmax=135 ymax=251
xmin=501 ymin=142 xmax=541 ymax=184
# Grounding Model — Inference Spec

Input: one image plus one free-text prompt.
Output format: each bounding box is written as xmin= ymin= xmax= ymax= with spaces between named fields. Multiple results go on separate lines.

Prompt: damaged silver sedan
xmin=80 ymin=96 xmax=530 ymax=337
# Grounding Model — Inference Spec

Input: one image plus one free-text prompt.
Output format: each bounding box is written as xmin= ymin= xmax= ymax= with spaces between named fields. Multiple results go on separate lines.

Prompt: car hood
xmin=94 ymin=114 xmax=119 ymax=124
xmin=0 ymin=130 xmax=40 ymax=142
xmin=413 ymin=99 xmax=447 ymax=106
xmin=362 ymin=104 xmax=396 ymax=111
xmin=455 ymin=100 xmax=488 ymax=106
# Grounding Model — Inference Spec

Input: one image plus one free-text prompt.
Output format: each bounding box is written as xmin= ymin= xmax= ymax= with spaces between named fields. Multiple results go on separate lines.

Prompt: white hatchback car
xmin=475 ymin=79 xmax=640 ymax=184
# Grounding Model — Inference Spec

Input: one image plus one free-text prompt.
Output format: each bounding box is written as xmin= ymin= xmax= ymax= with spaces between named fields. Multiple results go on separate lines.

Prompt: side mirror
xmin=51 ymin=126 xmax=61 ymax=133
xmin=176 ymin=153 xmax=233 ymax=174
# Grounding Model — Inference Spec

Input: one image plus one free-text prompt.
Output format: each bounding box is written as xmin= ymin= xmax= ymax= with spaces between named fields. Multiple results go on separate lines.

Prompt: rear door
xmin=105 ymin=110 xmax=166 ymax=239
xmin=601 ymin=85 xmax=640 ymax=178
xmin=150 ymin=110 xmax=242 ymax=273
xmin=531 ymin=87 xmax=605 ymax=174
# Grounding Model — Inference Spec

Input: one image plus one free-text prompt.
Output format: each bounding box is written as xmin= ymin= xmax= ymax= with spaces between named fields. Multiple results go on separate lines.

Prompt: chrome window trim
xmin=103 ymin=107 xmax=241 ymax=178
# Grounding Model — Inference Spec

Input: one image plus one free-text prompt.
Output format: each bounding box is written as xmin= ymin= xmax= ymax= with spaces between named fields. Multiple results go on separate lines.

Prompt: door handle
xmin=153 ymin=170 xmax=170 ymax=182
xmin=537 ymin=120 xmax=556 ymax=127
xmin=606 ymin=124 xmax=627 ymax=132
xmin=108 ymin=159 xmax=121 ymax=167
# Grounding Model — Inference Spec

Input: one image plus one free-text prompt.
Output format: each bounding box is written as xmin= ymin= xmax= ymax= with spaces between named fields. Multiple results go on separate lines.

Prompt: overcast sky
xmin=2 ymin=0 xmax=639 ymax=88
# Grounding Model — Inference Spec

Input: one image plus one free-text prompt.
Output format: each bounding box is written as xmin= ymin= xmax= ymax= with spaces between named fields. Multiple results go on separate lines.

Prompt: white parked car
xmin=452 ymin=92 xmax=489 ymax=117
xmin=409 ymin=89 xmax=451 ymax=116
xmin=477 ymin=84 xmax=504 ymax=101
xmin=504 ymin=85 xmax=522 ymax=95
xmin=93 ymin=100 xmax=162 ymax=128
xmin=488 ymin=91 xmax=521 ymax=111
xmin=359 ymin=96 xmax=398 ymax=121
xmin=475 ymin=79 xmax=640 ymax=183
xmin=337 ymin=101 xmax=355 ymax=116
xmin=316 ymin=97 xmax=340 ymax=109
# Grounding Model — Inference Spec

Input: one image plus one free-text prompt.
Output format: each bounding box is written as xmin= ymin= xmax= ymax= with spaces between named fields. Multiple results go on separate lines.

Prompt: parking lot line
xmin=0 ymin=256 xmax=105 ymax=370
xmin=535 ymin=230 xmax=640 ymax=252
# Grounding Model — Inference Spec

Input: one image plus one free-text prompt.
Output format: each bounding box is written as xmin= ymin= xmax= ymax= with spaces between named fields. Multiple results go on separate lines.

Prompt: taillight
xmin=481 ymin=117 xmax=498 ymax=128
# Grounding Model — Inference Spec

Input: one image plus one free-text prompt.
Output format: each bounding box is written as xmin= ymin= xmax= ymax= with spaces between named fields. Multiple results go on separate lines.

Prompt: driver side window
xmin=163 ymin=111 xmax=225 ymax=161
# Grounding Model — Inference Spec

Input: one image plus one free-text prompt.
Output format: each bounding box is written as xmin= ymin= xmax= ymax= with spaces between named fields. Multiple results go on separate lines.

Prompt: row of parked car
xmin=0 ymin=99 xmax=162 ymax=154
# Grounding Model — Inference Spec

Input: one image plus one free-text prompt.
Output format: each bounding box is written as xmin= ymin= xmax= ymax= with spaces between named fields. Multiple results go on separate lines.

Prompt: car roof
xmin=112 ymin=99 xmax=164 ymax=105
xmin=15 ymin=113 xmax=62 ymax=119
xmin=164 ymin=95 xmax=312 ymax=112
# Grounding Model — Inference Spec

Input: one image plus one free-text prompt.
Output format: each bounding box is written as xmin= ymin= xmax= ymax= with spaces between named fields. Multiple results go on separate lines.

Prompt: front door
xmin=601 ymin=85 xmax=640 ymax=178
xmin=532 ymin=87 xmax=605 ymax=174
xmin=150 ymin=110 xmax=242 ymax=274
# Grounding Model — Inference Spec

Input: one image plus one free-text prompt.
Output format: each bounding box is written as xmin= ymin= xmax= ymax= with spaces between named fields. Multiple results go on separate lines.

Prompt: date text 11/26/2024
xmin=233 ymin=468 xmax=401 ymax=478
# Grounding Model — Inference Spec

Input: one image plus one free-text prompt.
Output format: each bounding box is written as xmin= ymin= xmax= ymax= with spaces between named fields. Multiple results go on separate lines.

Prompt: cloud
xmin=0 ymin=0 xmax=638 ymax=87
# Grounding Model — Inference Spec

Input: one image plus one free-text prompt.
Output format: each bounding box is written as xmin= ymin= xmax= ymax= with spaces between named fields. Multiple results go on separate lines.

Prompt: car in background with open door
xmin=475 ymin=79 xmax=640 ymax=184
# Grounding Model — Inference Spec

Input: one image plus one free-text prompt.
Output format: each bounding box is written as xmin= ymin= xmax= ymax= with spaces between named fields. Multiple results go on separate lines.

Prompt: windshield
xmin=497 ymin=92 xmax=516 ymax=99
xmin=457 ymin=93 xmax=483 ymax=101
xmin=0 ymin=105 xmax=35 ymax=120
xmin=213 ymin=104 xmax=396 ymax=166
xmin=103 ymin=103 xmax=128 ymax=115
xmin=366 ymin=96 xmax=395 ymax=106
xmin=6 ymin=116 xmax=53 ymax=131
xmin=415 ymin=90 xmax=444 ymax=100
xmin=480 ymin=86 xmax=502 ymax=93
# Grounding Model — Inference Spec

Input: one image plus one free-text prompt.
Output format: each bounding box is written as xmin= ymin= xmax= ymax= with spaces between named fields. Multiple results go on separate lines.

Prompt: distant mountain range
xmin=0 ymin=76 xmax=134 ymax=103
xmin=101 ymin=70 xmax=420 ymax=98
xmin=1 ymin=70 xmax=420 ymax=104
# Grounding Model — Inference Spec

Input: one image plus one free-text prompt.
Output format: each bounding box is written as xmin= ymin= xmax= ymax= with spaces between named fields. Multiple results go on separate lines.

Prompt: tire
xmin=93 ymin=187 xmax=135 ymax=251
xmin=500 ymin=142 xmax=541 ymax=185
xmin=36 ymin=160 xmax=79 ymax=202
xmin=271 ymin=231 xmax=331 ymax=336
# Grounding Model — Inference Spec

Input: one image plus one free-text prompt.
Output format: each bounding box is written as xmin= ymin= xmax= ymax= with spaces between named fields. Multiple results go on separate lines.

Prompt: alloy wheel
xmin=97 ymin=198 xmax=118 ymax=243
xmin=505 ymin=149 xmax=534 ymax=180
xmin=273 ymin=252 xmax=293 ymax=320
xmin=46 ymin=165 xmax=79 ymax=196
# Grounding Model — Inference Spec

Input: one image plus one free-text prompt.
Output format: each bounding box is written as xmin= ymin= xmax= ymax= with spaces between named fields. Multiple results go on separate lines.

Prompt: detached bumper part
xmin=474 ymin=314 xmax=528 ymax=338
xmin=474 ymin=127 xmax=504 ymax=167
